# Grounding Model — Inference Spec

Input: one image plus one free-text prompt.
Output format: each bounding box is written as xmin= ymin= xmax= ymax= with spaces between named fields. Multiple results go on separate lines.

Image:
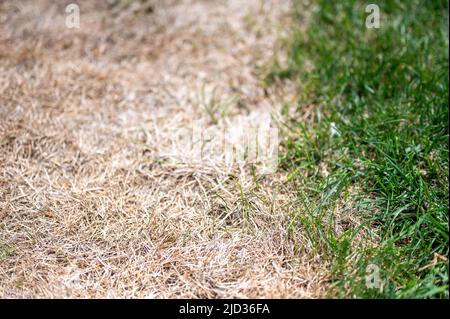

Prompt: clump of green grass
xmin=274 ymin=0 xmax=449 ymax=298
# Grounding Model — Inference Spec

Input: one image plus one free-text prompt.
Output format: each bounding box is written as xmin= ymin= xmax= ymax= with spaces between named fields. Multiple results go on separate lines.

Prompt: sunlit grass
xmin=273 ymin=0 xmax=449 ymax=298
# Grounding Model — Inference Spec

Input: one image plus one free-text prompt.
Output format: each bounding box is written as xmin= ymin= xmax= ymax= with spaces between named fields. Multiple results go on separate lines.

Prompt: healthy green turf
xmin=270 ymin=0 xmax=449 ymax=298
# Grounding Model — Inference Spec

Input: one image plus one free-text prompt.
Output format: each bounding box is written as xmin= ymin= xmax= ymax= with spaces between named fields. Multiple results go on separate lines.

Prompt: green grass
xmin=271 ymin=0 xmax=449 ymax=298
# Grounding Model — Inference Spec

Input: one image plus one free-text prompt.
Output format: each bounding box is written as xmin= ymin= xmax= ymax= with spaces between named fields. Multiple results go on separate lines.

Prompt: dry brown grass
xmin=0 ymin=0 xmax=329 ymax=298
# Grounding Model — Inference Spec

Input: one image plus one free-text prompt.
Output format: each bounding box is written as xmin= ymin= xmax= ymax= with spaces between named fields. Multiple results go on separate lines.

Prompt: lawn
xmin=270 ymin=0 xmax=449 ymax=298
